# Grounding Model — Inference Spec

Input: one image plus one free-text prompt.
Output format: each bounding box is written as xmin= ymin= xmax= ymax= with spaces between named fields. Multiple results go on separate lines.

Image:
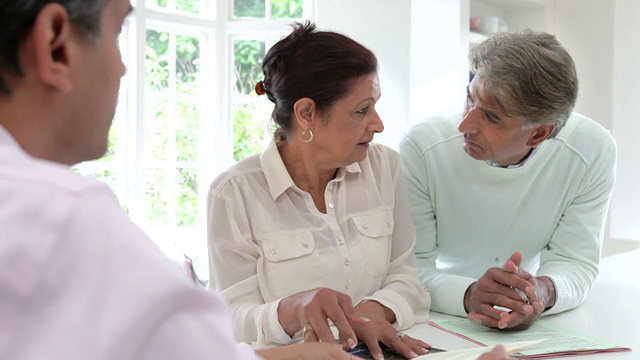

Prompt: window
xmin=75 ymin=0 xmax=313 ymax=279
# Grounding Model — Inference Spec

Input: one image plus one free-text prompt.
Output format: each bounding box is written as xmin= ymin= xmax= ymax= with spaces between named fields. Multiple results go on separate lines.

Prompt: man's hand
xmin=464 ymin=252 xmax=555 ymax=330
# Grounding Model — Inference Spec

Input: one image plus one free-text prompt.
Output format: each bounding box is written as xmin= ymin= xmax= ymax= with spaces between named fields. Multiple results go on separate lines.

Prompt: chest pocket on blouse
xmin=260 ymin=232 xmax=323 ymax=299
xmin=352 ymin=210 xmax=394 ymax=276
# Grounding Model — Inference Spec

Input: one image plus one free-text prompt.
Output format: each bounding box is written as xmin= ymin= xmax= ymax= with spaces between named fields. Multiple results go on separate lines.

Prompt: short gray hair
xmin=0 ymin=0 xmax=111 ymax=94
xmin=469 ymin=29 xmax=578 ymax=137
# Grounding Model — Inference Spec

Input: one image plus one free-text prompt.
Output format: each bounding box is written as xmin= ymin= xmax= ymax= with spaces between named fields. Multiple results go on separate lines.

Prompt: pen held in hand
xmin=494 ymin=257 xmax=530 ymax=304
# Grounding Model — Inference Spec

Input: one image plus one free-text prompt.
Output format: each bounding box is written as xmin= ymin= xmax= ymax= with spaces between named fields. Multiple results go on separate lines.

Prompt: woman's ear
xmin=28 ymin=3 xmax=75 ymax=92
xmin=292 ymin=97 xmax=317 ymax=130
xmin=526 ymin=124 xmax=555 ymax=147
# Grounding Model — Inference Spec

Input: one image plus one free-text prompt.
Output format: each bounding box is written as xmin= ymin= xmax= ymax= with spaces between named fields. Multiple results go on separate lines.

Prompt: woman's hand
xmin=353 ymin=301 xmax=430 ymax=360
xmin=352 ymin=319 xmax=431 ymax=360
xmin=257 ymin=342 xmax=360 ymax=360
xmin=278 ymin=287 xmax=363 ymax=350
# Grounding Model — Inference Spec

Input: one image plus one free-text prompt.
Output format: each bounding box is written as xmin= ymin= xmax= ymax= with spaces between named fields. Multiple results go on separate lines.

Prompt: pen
xmin=494 ymin=257 xmax=530 ymax=304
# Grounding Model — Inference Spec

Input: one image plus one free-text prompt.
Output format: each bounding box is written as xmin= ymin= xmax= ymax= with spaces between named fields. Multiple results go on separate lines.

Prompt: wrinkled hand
xmin=278 ymin=287 xmax=362 ymax=350
xmin=350 ymin=300 xmax=430 ymax=359
xmin=465 ymin=252 xmax=553 ymax=330
xmin=257 ymin=342 xmax=360 ymax=360
xmin=350 ymin=318 xmax=431 ymax=360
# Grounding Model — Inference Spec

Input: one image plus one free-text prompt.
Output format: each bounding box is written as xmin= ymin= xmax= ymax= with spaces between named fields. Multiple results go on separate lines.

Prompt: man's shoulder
xmin=401 ymin=115 xmax=461 ymax=153
xmin=559 ymin=113 xmax=612 ymax=139
xmin=1 ymin=153 xmax=108 ymax=198
xmin=555 ymin=113 xmax=616 ymax=163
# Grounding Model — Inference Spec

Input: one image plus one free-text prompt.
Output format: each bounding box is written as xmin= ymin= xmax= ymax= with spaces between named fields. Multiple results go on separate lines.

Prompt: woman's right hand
xmin=278 ymin=287 xmax=363 ymax=350
xmin=257 ymin=343 xmax=360 ymax=360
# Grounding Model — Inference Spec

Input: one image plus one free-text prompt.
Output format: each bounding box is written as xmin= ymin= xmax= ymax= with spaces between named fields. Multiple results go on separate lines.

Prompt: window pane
xmin=233 ymin=39 xmax=265 ymax=95
xmin=176 ymin=34 xmax=200 ymax=97
xmin=145 ymin=168 xmax=169 ymax=226
xmin=176 ymin=101 xmax=199 ymax=161
xmin=146 ymin=30 xmax=169 ymax=91
xmin=234 ymin=0 xmax=265 ymax=18
xmin=144 ymin=30 xmax=171 ymax=161
xmin=149 ymin=0 xmax=169 ymax=8
xmin=176 ymin=168 xmax=198 ymax=226
xmin=233 ymin=39 xmax=269 ymax=161
xmin=272 ymin=0 xmax=303 ymax=18
xmin=148 ymin=0 xmax=200 ymax=14
xmin=177 ymin=0 xmax=200 ymax=13
xmin=233 ymin=103 xmax=270 ymax=161
xmin=175 ymin=34 xmax=201 ymax=162
xmin=145 ymin=97 xmax=170 ymax=161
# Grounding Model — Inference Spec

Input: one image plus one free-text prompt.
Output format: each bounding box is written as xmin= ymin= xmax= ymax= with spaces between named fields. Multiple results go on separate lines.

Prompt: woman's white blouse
xmin=207 ymin=140 xmax=430 ymax=347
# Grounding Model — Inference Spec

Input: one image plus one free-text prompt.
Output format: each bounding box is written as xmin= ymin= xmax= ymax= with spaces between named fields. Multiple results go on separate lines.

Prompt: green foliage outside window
xmin=272 ymin=0 xmax=303 ymax=18
xmin=150 ymin=0 xmax=200 ymax=14
xmin=233 ymin=103 xmax=272 ymax=160
xmin=144 ymin=29 xmax=201 ymax=227
xmin=234 ymin=0 xmax=303 ymax=18
xmin=234 ymin=40 xmax=265 ymax=95
xmin=232 ymin=39 xmax=270 ymax=161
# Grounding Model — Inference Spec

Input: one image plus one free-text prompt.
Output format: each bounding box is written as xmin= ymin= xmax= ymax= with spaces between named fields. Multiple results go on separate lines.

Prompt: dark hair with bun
xmin=260 ymin=21 xmax=378 ymax=135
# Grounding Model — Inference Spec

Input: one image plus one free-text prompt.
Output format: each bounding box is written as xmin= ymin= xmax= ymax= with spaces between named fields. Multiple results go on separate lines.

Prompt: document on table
xmin=430 ymin=319 xmax=631 ymax=358
xmin=414 ymin=339 xmax=544 ymax=359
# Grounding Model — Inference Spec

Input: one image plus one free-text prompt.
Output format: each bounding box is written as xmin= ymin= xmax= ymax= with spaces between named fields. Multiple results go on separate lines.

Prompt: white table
xmin=404 ymin=249 xmax=640 ymax=358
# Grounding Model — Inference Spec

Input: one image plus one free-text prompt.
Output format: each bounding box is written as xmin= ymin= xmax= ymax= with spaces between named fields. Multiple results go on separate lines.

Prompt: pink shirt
xmin=0 ymin=126 xmax=259 ymax=360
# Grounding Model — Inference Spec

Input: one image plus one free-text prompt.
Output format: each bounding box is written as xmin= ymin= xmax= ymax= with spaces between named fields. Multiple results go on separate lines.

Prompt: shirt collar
xmin=260 ymin=140 xmax=294 ymax=201
xmin=260 ymin=139 xmax=363 ymax=201
xmin=485 ymin=145 xmax=540 ymax=169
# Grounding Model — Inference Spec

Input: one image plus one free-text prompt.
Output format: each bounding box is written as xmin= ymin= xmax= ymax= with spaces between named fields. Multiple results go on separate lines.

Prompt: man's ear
xmin=292 ymin=97 xmax=317 ymax=130
xmin=526 ymin=124 xmax=555 ymax=147
xmin=28 ymin=3 xmax=76 ymax=92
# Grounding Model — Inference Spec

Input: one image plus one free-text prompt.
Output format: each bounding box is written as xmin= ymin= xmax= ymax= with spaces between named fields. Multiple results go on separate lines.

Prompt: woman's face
xmin=313 ymin=73 xmax=384 ymax=168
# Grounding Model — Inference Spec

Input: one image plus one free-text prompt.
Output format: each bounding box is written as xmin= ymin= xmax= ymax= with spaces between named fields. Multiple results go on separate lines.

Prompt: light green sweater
xmin=399 ymin=113 xmax=617 ymax=317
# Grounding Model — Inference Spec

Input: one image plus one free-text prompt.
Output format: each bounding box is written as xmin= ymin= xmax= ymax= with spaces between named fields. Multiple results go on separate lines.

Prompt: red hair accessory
xmin=255 ymin=80 xmax=266 ymax=95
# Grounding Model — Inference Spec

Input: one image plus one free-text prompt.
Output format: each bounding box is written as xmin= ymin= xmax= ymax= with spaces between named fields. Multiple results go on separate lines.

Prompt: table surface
xmin=404 ymin=249 xmax=640 ymax=359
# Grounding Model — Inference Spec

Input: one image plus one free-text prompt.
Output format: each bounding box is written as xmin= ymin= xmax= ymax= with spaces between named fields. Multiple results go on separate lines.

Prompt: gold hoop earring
xmin=301 ymin=129 xmax=314 ymax=143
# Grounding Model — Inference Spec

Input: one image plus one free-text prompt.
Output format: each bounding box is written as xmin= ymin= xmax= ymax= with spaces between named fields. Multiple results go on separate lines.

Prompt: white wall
xmin=315 ymin=0 xmax=411 ymax=150
xmin=409 ymin=0 xmax=469 ymax=124
xmin=552 ymin=1 xmax=615 ymax=131
xmin=611 ymin=0 xmax=640 ymax=241
xmin=554 ymin=0 xmax=640 ymax=242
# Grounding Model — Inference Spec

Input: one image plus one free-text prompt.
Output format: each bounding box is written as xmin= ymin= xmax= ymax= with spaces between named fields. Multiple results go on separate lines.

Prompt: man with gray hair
xmin=400 ymin=30 xmax=616 ymax=331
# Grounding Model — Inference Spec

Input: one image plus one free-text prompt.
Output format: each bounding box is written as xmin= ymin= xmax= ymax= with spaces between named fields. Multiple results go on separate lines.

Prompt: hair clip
xmin=255 ymin=80 xmax=266 ymax=95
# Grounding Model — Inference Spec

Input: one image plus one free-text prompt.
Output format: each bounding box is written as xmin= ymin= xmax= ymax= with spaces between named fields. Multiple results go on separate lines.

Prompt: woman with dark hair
xmin=207 ymin=22 xmax=431 ymax=359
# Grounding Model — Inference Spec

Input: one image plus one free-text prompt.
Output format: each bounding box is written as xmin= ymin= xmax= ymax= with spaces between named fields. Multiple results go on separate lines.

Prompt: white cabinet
xmin=470 ymin=0 xmax=552 ymax=32
xmin=469 ymin=0 xmax=553 ymax=46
